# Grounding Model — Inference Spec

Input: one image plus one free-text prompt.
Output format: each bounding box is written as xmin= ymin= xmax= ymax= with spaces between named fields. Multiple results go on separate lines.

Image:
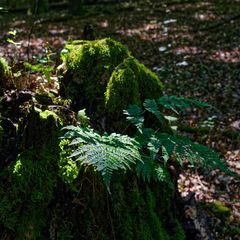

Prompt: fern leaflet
xmin=157 ymin=96 xmax=211 ymax=114
xmin=156 ymin=133 xmax=228 ymax=172
xmin=123 ymin=105 xmax=144 ymax=133
xmin=143 ymin=99 xmax=165 ymax=123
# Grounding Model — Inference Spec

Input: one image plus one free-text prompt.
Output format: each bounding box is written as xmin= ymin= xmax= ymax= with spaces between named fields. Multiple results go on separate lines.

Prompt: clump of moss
xmin=60 ymin=38 xmax=163 ymax=123
xmin=0 ymin=57 xmax=12 ymax=88
xmin=105 ymin=57 xmax=163 ymax=116
xmin=208 ymin=200 xmax=231 ymax=221
xmin=0 ymin=108 xmax=62 ymax=239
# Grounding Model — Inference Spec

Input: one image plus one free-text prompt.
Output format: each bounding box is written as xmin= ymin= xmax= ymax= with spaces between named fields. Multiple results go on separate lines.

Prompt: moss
xmin=145 ymin=187 xmax=170 ymax=240
xmin=60 ymin=38 xmax=163 ymax=125
xmin=40 ymin=109 xmax=63 ymax=126
xmin=105 ymin=57 xmax=163 ymax=115
xmin=0 ymin=108 xmax=61 ymax=239
xmin=59 ymin=139 xmax=79 ymax=186
xmin=208 ymin=200 xmax=231 ymax=220
xmin=170 ymin=219 xmax=186 ymax=240
xmin=112 ymin=182 xmax=134 ymax=240
xmin=0 ymin=150 xmax=57 ymax=239
xmin=35 ymin=91 xmax=55 ymax=105
xmin=0 ymin=57 xmax=12 ymax=88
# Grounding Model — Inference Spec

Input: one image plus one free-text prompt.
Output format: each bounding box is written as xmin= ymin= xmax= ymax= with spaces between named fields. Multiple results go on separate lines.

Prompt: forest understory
xmin=0 ymin=0 xmax=240 ymax=239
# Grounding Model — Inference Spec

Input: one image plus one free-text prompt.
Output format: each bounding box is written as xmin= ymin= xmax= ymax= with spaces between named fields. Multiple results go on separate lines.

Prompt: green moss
xmin=0 ymin=150 xmax=57 ymax=239
xmin=35 ymin=91 xmax=55 ymax=105
xmin=0 ymin=109 xmax=61 ymax=239
xmin=105 ymin=57 xmax=163 ymax=115
xmin=0 ymin=57 xmax=12 ymax=88
xmin=59 ymin=139 xmax=79 ymax=186
xmin=60 ymin=38 xmax=163 ymax=123
xmin=112 ymin=182 xmax=134 ymax=240
xmin=208 ymin=200 xmax=231 ymax=220
xmin=170 ymin=219 xmax=186 ymax=240
xmin=145 ymin=187 xmax=170 ymax=240
xmin=0 ymin=57 xmax=11 ymax=77
xmin=40 ymin=109 xmax=63 ymax=126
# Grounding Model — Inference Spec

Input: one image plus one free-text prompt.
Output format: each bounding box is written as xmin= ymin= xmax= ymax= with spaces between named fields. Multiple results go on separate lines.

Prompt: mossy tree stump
xmin=0 ymin=39 xmax=186 ymax=239
xmin=59 ymin=38 xmax=163 ymax=130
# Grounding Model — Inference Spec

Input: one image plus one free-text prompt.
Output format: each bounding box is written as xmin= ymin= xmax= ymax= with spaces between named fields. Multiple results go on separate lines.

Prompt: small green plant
xmin=62 ymin=95 xmax=231 ymax=192
xmin=24 ymin=62 xmax=54 ymax=82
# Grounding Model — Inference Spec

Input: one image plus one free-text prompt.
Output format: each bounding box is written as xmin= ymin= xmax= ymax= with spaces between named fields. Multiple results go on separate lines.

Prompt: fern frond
xmin=157 ymin=96 xmax=211 ymax=114
xmin=143 ymin=99 xmax=165 ymax=122
xmin=62 ymin=126 xmax=142 ymax=192
xmin=156 ymin=133 xmax=228 ymax=172
xmin=123 ymin=104 xmax=144 ymax=133
xmin=136 ymin=156 xmax=170 ymax=183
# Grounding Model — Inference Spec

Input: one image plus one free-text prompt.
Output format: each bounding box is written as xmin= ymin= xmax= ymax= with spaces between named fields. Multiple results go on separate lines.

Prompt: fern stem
xmin=106 ymin=193 xmax=116 ymax=240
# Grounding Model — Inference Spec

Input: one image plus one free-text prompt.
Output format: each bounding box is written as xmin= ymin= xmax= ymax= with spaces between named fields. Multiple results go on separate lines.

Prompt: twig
xmin=27 ymin=0 xmax=39 ymax=62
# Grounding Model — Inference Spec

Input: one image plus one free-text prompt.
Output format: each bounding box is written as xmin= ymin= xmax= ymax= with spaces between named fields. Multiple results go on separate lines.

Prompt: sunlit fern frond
xmin=62 ymin=126 xmax=142 ymax=192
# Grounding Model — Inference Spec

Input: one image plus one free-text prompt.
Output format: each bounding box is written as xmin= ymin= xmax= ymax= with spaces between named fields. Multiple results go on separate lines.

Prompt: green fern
xmin=123 ymin=105 xmax=144 ymax=133
xmin=124 ymin=96 xmax=231 ymax=182
xmin=143 ymin=99 xmax=165 ymax=123
xmin=136 ymin=156 xmax=171 ymax=183
xmin=157 ymin=95 xmax=211 ymax=114
xmin=156 ymin=133 xmax=229 ymax=172
xmin=62 ymin=126 xmax=142 ymax=192
xmin=62 ymin=95 xmax=232 ymax=191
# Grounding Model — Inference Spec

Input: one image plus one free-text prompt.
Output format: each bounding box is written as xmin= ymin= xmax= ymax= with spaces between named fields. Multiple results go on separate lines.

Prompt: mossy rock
xmin=0 ymin=57 xmax=12 ymax=89
xmin=59 ymin=38 xmax=163 ymax=126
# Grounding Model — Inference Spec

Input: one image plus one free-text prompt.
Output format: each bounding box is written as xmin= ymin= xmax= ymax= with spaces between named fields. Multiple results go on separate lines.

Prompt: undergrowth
xmin=62 ymin=95 xmax=232 ymax=192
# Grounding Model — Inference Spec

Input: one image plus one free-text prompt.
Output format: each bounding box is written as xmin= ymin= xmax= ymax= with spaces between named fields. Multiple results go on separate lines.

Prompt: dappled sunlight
xmin=116 ymin=21 xmax=193 ymax=42
xmin=169 ymin=1 xmax=213 ymax=11
xmin=210 ymin=48 xmax=240 ymax=63
xmin=116 ymin=22 xmax=168 ymax=42
xmin=178 ymin=168 xmax=240 ymax=221
xmin=98 ymin=20 xmax=109 ymax=28
xmin=173 ymin=46 xmax=205 ymax=55
xmin=193 ymin=12 xmax=217 ymax=21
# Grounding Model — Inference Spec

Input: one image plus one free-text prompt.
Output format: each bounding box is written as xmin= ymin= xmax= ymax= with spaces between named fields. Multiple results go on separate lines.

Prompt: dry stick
xmin=27 ymin=0 xmax=39 ymax=63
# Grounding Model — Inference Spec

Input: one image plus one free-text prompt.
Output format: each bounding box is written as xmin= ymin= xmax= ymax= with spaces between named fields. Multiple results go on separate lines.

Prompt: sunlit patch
xmin=10 ymin=20 xmax=26 ymax=27
xmin=48 ymin=28 xmax=68 ymax=35
xmin=210 ymin=49 xmax=240 ymax=63
xmin=116 ymin=22 xmax=169 ymax=42
xmin=193 ymin=12 xmax=217 ymax=21
xmin=173 ymin=46 xmax=204 ymax=55
xmin=98 ymin=20 xmax=109 ymax=28
xmin=169 ymin=2 xmax=212 ymax=11
xmin=225 ymin=149 xmax=240 ymax=175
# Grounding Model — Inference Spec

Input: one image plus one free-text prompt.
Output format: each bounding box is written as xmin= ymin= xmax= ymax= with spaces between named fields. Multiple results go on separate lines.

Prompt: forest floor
xmin=0 ymin=0 xmax=240 ymax=239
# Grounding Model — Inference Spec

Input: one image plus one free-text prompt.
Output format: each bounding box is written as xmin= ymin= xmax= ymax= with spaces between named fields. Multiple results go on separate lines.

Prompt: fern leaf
xmin=156 ymin=133 xmax=228 ymax=172
xmin=157 ymin=96 xmax=211 ymax=114
xmin=136 ymin=156 xmax=170 ymax=183
xmin=62 ymin=126 xmax=142 ymax=192
xmin=155 ymin=165 xmax=171 ymax=183
xmin=143 ymin=99 xmax=165 ymax=123
xmin=123 ymin=105 xmax=144 ymax=133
